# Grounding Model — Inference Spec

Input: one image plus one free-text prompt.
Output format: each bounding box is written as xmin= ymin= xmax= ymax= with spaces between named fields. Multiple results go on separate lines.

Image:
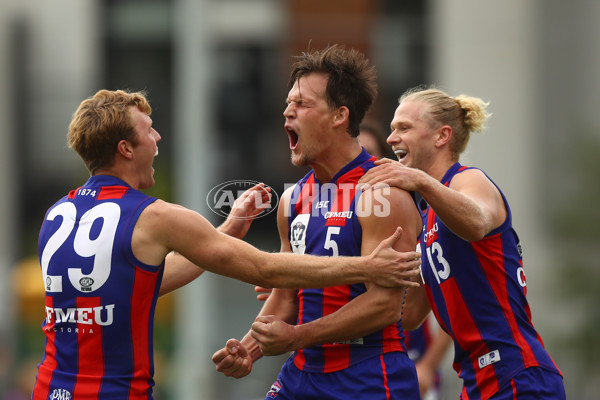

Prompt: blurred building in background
xmin=0 ymin=0 xmax=598 ymax=399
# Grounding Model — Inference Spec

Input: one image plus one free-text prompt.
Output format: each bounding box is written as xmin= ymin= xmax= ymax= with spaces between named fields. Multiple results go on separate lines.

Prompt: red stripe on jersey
xmin=128 ymin=268 xmax=157 ymax=399
xmin=32 ymin=296 xmax=57 ymax=400
xmin=324 ymin=185 xmax=355 ymax=227
xmin=442 ymin=277 xmax=500 ymax=399
xmin=73 ymin=297 xmax=104 ymax=399
xmin=294 ymin=175 xmax=316 ymax=216
xmin=382 ymin=324 xmax=405 ymax=353
xmin=322 ymin=285 xmax=351 ymax=372
xmin=511 ymin=378 xmax=517 ymax=399
xmin=461 ymin=385 xmax=470 ymax=400
xmin=380 ymin=354 xmax=391 ymax=400
xmin=68 ymin=187 xmax=82 ymax=199
xmin=472 ymin=237 xmax=539 ymax=369
xmin=98 ymin=186 xmax=129 ymax=200
xmin=337 ymin=163 xmax=370 ymax=184
xmin=424 ymin=208 xmax=438 ymax=246
xmin=294 ymin=289 xmax=307 ymax=370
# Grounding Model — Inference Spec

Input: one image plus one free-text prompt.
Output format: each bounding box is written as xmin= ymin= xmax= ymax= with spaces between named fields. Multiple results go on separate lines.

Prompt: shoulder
xmin=451 ymin=167 xmax=491 ymax=186
xmin=276 ymin=184 xmax=297 ymax=228
xmin=358 ymin=186 xmax=419 ymax=227
xmin=450 ymin=167 xmax=501 ymax=197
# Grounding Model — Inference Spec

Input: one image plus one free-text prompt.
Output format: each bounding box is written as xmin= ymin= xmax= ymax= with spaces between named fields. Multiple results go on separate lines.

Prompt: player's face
xmin=387 ymin=100 xmax=438 ymax=171
xmin=283 ymin=73 xmax=336 ymax=167
xmin=129 ymin=106 xmax=161 ymax=190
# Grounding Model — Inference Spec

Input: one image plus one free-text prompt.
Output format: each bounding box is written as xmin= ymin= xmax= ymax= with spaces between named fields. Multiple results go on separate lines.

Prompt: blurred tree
xmin=550 ymin=130 xmax=600 ymax=398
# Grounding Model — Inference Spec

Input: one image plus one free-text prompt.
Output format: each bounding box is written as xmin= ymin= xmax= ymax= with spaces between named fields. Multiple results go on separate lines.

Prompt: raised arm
xmin=212 ymin=187 xmax=300 ymax=378
xmin=159 ymin=182 xmax=272 ymax=296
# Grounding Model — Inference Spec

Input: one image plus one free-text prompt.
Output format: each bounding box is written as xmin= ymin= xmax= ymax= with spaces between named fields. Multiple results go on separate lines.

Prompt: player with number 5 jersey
xmin=212 ymin=45 xmax=423 ymax=399
xmin=31 ymin=89 xmax=422 ymax=400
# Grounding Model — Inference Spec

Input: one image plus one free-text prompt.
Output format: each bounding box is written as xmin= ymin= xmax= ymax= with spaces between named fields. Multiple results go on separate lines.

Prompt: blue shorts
xmin=459 ymin=367 xmax=565 ymax=400
xmin=264 ymin=352 xmax=419 ymax=400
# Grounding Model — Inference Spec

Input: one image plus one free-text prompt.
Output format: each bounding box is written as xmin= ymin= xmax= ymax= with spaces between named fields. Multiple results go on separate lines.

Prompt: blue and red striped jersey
xmin=287 ymin=149 xmax=407 ymax=373
xmin=419 ymin=163 xmax=562 ymax=400
xmin=33 ymin=175 xmax=162 ymax=400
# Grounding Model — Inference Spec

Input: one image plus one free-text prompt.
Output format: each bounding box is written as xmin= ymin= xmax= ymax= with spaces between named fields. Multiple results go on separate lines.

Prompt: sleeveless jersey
xmin=32 ymin=175 xmax=162 ymax=400
xmin=287 ymin=149 xmax=407 ymax=373
xmin=419 ymin=163 xmax=562 ymax=400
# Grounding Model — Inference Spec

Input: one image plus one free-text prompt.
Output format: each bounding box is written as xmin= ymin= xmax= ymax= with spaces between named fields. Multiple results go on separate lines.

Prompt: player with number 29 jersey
xmin=33 ymin=174 xmax=160 ymax=400
xmin=419 ymin=163 xmax=562 ymax=400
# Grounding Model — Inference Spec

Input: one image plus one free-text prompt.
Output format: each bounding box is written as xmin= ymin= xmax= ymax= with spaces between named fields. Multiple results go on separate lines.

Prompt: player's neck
xmin=310 ymin=142 xmax=362 ymax=183
xmin=428 ymin=156 xmax=459 ymax=182
xmin=94 ymin=165 xmax=139 ymax=190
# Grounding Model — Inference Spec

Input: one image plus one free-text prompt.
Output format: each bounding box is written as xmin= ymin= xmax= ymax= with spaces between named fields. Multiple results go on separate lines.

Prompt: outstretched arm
xmin=159 ymin=183 xmax=272 ymax=296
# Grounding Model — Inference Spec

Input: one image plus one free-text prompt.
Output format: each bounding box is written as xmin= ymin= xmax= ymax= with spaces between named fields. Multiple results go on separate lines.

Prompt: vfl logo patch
xmin=290 ymin=214 xmax=310 ymax=254
xmin=478 ymin=349 xmax=501 ymax=369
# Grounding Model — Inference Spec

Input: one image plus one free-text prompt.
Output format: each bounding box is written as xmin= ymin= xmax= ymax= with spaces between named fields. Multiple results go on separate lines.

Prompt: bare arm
xmin=250 ymin=187 xmax=422 ymax=355
xmin=360 ymin=160 xmax=506 ymax=241
xmin=137 ymin=196 xmax=421 ymax=290
xmin=212 ymin=189 xmax=299 ymax=378
xmin=159 ymin=183 xmax=272 ymax=296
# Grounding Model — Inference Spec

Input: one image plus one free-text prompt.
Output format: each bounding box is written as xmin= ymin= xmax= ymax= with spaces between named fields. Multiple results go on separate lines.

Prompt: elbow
xmin=402 ymin=314 xmax=425 ymax=331
xmin=459 ymin=222 xmax=488 ymax=242
xmin=377 ymin=299 xmax=406 ymax=325
xmin=401 ymin=304 xmax=429 ymax=331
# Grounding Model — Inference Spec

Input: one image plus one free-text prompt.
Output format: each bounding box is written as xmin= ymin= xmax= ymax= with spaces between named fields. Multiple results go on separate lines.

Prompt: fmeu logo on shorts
xmin=206 ymin=180 xmax=279 ymax=220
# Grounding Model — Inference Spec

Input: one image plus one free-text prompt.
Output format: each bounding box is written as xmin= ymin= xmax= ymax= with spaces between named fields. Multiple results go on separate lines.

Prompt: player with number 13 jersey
xmin=419 ymin=163 xmax=562 ymax=400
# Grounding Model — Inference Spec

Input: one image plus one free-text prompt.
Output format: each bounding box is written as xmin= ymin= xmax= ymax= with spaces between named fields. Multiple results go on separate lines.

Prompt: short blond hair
xmin=68 ymin=89 xmax=152 ymax=174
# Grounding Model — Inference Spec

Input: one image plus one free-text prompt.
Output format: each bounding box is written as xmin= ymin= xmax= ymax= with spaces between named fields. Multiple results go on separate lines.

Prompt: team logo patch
xmin=49 ymin=388 xmax=72 ymax=400
xmin=478 ymin=349 xmax=501 ymax=369
xmin=266 ymin=379 xmax=282 ymax=398
xmin=79 ymin=277 xmax=94 ymax=292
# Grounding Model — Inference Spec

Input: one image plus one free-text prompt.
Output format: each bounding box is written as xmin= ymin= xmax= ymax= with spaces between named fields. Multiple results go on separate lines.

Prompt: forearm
xmin=292 ymin=289 xmax=404 ymax=350
xmin=259 ymin=252 xmax=370 ymax=288
xmin=160 ymin=252 xmax=204 ymax=296
xmin=401 ymin=284 xmax=431 ymax=330
xmin=216 ymin=218 xmax=243 ymax=238
xmin=244 ymin=288 xmax=298 ymax=362
xmin=417 ymin=176 xmax=488 ymax=241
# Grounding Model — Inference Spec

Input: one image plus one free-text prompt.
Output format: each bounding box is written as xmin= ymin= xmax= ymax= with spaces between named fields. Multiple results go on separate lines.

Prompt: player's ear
xmin=116 ymin=139 xmax=134 ymax=160
xmin=332 ymin=106 xmax=349 ymax=128
xmin=435 ymin=125 xmax=452 ymax=148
